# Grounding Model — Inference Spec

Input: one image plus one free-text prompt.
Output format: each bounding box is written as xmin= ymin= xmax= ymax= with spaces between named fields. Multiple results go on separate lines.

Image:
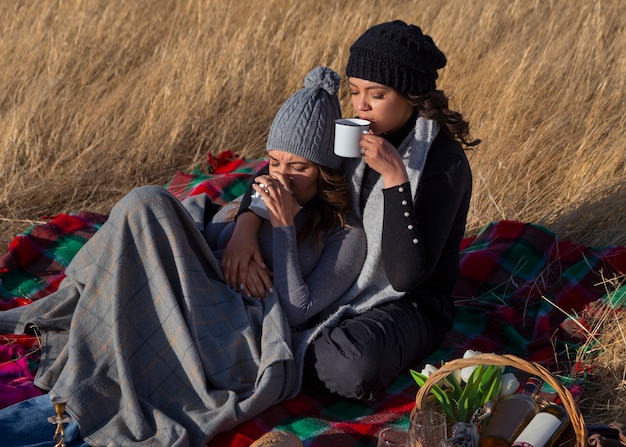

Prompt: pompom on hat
xmin=346 ymin=20 xmax=447 ymax=95
xmin=266 ymin=66 xmax=342 ymax=169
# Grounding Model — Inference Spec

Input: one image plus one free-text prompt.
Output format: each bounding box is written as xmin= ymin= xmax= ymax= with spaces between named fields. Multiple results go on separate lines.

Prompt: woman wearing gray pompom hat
xmin=0 ymin=66 xmax=365 ymax=446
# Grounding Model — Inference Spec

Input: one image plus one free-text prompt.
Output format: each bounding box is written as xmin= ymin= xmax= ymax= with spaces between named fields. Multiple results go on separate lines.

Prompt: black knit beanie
xmin=346 ymin=20 xmax=447 ymax=95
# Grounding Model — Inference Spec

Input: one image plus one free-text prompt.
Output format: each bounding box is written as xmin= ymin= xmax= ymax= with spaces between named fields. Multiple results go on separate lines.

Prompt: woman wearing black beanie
xmin=225 ymin=21 xmax=479 ymax=400
xmin=304 ymin=20 xmax=479 ymax=399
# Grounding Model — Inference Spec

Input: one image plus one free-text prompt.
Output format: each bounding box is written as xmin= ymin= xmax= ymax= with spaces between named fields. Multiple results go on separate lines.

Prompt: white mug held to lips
xmin=249 ymin=181 xmax=271 ymax=219
xmin=249 ymin=180 xmax=301 ymax=220
xmin=334 ymin=118 xmax=370 ymax=158
xmin=249 ymin=190 xmax=269 ymax=219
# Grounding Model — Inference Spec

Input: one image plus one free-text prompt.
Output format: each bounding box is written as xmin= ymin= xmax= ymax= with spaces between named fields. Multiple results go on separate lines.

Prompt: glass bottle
xmin=479 ymin=377 xmax=543 ymax=447
xmin=511 ymin=384 xmax=584 ymax=447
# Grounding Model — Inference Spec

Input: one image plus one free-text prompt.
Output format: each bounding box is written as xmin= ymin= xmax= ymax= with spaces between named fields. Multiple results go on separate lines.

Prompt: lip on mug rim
xmin=335 ymin=117 xmax=370 ymax=127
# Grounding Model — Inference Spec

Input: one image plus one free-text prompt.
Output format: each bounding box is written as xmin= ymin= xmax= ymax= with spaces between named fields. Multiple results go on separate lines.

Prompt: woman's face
xmin=348 ymin=77 xmax=415 ymax=135
xmin=267 ymin=150 xmax=320 ymax=204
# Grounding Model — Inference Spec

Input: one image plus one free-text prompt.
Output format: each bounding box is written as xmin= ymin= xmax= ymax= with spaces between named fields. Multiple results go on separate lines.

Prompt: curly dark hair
xmin=297 ymin=165 xmax=351 ymax=245
xmin=408 ymin=90 xmax=480 ymax=149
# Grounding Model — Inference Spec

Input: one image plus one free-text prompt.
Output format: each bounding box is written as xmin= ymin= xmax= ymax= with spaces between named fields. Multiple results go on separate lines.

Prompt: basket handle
xmin=413 ymin=353 xmax=587 ymax=447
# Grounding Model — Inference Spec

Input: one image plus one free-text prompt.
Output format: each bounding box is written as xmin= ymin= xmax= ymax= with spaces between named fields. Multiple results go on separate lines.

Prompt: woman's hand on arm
xmin=221 ymin=211 xmax=272 ymax=298
xmin=241 ymin=256 xmax=274 ymax=299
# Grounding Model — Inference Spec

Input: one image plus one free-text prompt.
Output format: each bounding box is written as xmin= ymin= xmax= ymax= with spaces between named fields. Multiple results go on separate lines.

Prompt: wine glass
xmin=406 ymin=409 xmax=447 ymax=447
xmin=376 ymin=426 xmax=409 ymax=447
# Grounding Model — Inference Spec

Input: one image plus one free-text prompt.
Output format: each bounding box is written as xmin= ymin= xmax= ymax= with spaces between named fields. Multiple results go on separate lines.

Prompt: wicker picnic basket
xmin=413 ymin=353 xmax=587 ymax=447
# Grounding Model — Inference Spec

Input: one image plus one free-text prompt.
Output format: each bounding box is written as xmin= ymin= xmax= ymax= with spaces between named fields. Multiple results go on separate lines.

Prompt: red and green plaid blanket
xmin=1 ymin=152 xmax=625 ymax=446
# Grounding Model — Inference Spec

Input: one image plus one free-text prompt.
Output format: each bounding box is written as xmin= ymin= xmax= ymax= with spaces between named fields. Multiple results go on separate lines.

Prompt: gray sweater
xmin=186 ymin=196 xmax=367 ymax=328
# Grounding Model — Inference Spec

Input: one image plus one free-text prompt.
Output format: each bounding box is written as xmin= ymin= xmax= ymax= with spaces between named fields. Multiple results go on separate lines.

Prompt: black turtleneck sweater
xmin=370 ymin=115 xmax=472 ymax=326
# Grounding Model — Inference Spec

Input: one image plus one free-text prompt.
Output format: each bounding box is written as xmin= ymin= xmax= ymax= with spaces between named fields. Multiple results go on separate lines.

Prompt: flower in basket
xmin=410 ymin=350 xmax=519 ymax=424
xmin=411 ymin=351 xmax=521 ymax=447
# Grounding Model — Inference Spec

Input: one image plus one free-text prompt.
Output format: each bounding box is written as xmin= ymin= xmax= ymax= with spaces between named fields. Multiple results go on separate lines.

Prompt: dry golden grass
xmin=1 ymin=0 xmax=626 ymax=427
xmin=2 ymin=0 xmax=625 ymax=248
xmin=574 ymin=283 xmax=626 ymax=425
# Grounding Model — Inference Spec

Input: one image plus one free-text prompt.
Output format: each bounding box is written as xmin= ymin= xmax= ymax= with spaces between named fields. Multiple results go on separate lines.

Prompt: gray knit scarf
xmin=292 ymin=117 xmax=439 ymax=385
xmin=322 ymin=116 xmax=439 ymax=319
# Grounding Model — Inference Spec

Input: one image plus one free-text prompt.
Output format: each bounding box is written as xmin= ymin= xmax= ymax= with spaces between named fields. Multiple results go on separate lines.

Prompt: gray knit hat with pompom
xmin=266 ymin=66 xmax=342 ymax=169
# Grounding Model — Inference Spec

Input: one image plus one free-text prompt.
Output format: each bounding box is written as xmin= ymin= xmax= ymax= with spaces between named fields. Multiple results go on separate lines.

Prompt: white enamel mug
xmin=334 ymin=118 xmax=370 ymax=158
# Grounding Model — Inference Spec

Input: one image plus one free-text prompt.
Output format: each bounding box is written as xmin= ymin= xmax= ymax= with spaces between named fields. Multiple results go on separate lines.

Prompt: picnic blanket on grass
xmin=1 ymin=152 xmax=625 ymax=446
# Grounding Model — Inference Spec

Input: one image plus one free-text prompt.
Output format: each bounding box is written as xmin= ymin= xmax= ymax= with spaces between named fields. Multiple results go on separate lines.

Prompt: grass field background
xmin=2 ymin=0 xmax=625 ymax=248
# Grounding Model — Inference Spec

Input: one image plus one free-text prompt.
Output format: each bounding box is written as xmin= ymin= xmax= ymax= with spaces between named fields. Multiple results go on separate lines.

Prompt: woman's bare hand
xmin=359 ymin=132 xmax=409 ymax=187
xmin=241 ymin=256 xmax=273 ymax=299
xmin=253 ymin=173 xmax=302 ymax=227
xmin=221 ymin=212 xmax=270 ymax=294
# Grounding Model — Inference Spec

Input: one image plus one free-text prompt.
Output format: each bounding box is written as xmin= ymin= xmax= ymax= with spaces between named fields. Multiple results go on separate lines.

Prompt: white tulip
xmin=463 ymin=349 xmax=481 ymax=359
xmin=499 ymin=373 xmax=520 ymax=396
xmin=460 ymin=349 xmax=482 ymax=383
xmin=421 ymin=364 xmax=439 ymax=377
xmin=450 ymin=368 xmax=463 ymax=385
xmin=420 ymin=363 xmax=450 ymax=387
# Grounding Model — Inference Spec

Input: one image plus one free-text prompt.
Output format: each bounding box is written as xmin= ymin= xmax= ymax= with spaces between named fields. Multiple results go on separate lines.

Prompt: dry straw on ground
xmin=1 ymin=0 xmax=625 ymax=426
xmin=574 ymin=281 xmax=626 ymax=425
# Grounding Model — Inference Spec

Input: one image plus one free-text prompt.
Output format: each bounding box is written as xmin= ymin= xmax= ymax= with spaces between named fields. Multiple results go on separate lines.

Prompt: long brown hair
xmin=297 ymin=165 xmax=351 ymax=245
xmin=408 ymin=90 xmax=480 ymax=149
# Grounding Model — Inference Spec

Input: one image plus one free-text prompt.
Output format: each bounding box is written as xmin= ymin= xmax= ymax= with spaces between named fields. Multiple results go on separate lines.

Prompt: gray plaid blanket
xmin=1 ymin=186 xmax=297 ymax=446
